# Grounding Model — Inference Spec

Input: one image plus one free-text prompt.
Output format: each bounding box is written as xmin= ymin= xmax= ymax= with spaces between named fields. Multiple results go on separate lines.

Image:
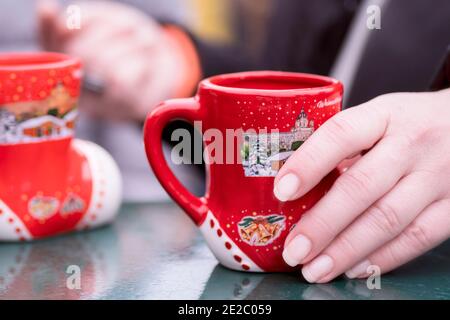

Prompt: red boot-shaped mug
xmin=0 ymin=52 xmax=122 ymax=241
xmin=145 ymin=71 xmax=343 ymax=272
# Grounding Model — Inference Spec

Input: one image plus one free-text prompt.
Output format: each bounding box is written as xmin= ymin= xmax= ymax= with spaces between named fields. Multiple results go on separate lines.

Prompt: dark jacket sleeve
xmin=190 ymin=35 xmax=259 ymax=78
xmin=190 ymin=0 xmax=359 ymax=77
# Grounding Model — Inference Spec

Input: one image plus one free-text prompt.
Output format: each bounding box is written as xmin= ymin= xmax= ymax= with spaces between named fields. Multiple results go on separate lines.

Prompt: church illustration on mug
xmin=241 ymin=107 xmax=314 ymax=177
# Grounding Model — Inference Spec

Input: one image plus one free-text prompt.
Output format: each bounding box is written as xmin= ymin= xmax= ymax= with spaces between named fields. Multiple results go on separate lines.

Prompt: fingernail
xmin=345 ymin=259 xmax=371 ymax=279
xmin=274 ymin=173 xmax=300 ymax=202
xmin=302 ymin=255 xmax=334 ymax=283
xmin=282 ymin=234 xmax=312 ymax=267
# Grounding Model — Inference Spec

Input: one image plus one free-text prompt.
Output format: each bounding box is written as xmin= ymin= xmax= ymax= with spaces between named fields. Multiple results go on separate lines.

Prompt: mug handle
xmin=144 ymin=97 xmax=208 ymax=225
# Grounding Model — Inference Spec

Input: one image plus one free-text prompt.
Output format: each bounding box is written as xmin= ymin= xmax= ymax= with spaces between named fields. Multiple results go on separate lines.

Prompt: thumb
xmin=36 ymin=0 xmax=69 ymax=50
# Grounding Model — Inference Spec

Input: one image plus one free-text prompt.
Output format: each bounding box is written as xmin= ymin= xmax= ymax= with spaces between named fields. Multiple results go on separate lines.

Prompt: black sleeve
xmin=190 ymin=36 xmax=258 ymax=78
xmin=189 ymin=0 xmax=359 ymax=77
xmin=260 ymin=0 xmax=360 ymax=75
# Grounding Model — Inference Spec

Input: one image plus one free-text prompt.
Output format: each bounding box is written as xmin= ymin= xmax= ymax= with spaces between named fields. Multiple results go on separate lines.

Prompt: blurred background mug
xmin=0 ymin=52 xmax=121 ymax=241
xmin=144 ymin=71 xmax=343 ymax=272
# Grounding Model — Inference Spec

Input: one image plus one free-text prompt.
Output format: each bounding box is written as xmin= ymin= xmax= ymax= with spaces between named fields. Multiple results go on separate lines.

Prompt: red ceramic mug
xmin=144 ymin=71 xmax=343 ymax=272
xmin=0 ymin=52 xmax=121 ymax=241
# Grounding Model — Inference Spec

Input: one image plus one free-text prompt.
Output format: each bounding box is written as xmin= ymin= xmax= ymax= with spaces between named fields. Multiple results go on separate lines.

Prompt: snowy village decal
xmin=238 ymin=214 xmax=286 ymax=246
xmin=0 ymin=83 xmax=78 ymax=144
xmin=241 ymin=106 xmax=314 ymax=177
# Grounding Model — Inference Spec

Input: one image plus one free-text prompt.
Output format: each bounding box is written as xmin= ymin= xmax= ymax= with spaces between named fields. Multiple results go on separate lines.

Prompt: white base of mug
xmin=200 ymin=211 xmax=264 ymax=272
xmin=73 ymin=139 xmax=122 ymax=230
xmin=0 ymin=200 xmax=32 ymax=241
xmin=0 ymin=139 xmax=122 ymax=241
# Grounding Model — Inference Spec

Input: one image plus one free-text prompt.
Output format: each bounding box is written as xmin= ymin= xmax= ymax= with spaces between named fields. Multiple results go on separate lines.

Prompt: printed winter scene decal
xmin=238 ymin=214 xmax=286 ymax=246
xmin=241 ymin=107 xmax=314 ymax=177
xmin=0 ymin=83 xmax=78 ymax=144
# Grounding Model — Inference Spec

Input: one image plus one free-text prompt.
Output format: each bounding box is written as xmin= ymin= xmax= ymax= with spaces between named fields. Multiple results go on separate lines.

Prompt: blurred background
xmin=0 ymin=0 xmax=277 ymax=203
xmin=1 ymin=0 xmax=448 ymax=203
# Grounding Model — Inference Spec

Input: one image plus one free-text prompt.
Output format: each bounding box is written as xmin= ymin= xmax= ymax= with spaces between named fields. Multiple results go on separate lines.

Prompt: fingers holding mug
xmin=273 ymin=104 xmax=388 ymax=203
xmin=281 ymin=134 xmax=412 ymax=268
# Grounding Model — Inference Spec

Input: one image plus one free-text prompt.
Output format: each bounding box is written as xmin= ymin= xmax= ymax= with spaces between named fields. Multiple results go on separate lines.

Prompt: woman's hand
xmin=274 ymin=89 xmax=450 ymax=283
xmin=37 ymin=0 xmax=200 ymax=121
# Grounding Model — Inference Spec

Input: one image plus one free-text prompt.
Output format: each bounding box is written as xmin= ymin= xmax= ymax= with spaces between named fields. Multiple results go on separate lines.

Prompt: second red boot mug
xmin=0 ymin=52 xmax=122 ymax=241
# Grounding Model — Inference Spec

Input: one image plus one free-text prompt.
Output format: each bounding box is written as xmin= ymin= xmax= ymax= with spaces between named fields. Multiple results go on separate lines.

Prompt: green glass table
xmin=0 ymin=202 xmax=448 ymax=300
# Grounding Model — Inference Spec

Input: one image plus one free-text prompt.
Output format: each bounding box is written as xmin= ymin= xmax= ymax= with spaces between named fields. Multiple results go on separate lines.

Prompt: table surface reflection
xmin=0 ymin=203 xmax=448 ymax=300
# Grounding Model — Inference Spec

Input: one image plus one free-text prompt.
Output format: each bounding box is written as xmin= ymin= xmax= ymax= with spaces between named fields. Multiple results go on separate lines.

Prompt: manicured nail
xmin=345 ymin=259 xmax=371 ymax=279
xmin=274 ymin=173 xmax=300 ymax=202
xmin=302 ymin=255 xmax=334 ymax=283
xmin=282 ymin=234 xmax=312 ymax=267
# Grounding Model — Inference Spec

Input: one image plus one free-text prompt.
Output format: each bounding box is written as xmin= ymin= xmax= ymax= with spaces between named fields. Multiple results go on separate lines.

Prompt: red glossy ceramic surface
xmin=144 ymin=71 xmax=343 ymax=272
xmin=0 ymin=52 xmax=121 ymax=241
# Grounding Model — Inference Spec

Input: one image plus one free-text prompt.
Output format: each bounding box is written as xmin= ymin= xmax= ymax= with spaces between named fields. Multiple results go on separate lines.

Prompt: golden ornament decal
xmin=238 ymin=214 xmax=285 ymax=246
